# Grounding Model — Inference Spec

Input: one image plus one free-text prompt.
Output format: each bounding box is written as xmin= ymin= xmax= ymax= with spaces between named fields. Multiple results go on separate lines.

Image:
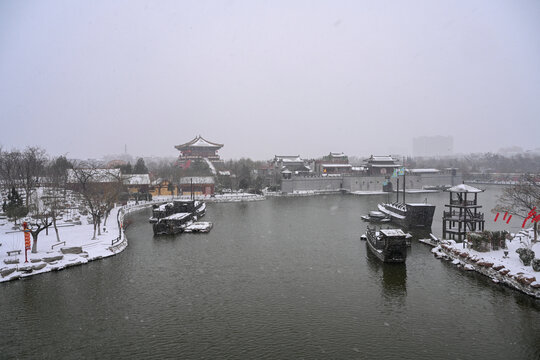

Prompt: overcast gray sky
xmin=1 ymin=0 xmax=539 ymax=160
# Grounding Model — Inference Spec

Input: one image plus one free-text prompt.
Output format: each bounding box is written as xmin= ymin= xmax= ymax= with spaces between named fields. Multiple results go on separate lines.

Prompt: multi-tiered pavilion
xmin=174 ymin=135 xmax=224 ymax=167
xmin=442 ymin=183 xmax=485 ymax=241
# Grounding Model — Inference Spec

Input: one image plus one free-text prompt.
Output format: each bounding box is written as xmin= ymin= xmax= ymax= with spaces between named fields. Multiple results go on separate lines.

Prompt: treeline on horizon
xmin=1 ymin=147 xmax=540 ymax=183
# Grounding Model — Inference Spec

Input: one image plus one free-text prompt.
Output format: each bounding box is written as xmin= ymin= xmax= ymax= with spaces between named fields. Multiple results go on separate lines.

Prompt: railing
xmin=450 ymin=200 xmax=476 ymax=206
xmin=51 ymin=241 xmax=66 ymax=250
xmin=111 ymin=235 xmax=122 ymax=246
xmin=443 ymin=211 xmax=484 ymax=220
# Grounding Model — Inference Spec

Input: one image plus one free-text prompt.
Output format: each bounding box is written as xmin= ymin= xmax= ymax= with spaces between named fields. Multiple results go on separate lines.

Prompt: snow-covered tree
xmin=496 ymin=174 xmax=540 ymax=242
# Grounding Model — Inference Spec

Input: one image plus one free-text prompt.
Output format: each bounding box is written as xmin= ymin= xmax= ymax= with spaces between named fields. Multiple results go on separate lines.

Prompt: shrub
xmin=467 ymin=230 xmax=509 ymax=252
xmin=516 ymin=248 xmax=535 ymax=266
xmin=532 ymin=258 xmax=540 ymax=272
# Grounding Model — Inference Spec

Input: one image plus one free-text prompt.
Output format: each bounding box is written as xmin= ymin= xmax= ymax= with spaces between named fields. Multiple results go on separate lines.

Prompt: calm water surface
xmin=2 ymin=186 xmax=540 ymax=359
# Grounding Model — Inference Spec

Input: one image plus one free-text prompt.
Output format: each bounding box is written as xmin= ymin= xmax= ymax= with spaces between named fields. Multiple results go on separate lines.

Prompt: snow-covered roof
xmin=151 ymin=178 xmax=165 ymax=186
xmin=370 ymin=164 xmax=401 ymax=168
xmin=123 ymin=174 xmax=151 ymax=185
xmin=218 ymin=171 xmax=231 ymax=176
xmin=367 ymin=155 xmax=396 ymax=162
xmin=281 ymin=169 xmax=292 ymax=174
xmin=446 ymin=184 xmax=484 ymax=193
xmin=408 ymin=168 xmax=440 ymax=174
xmin=329 ymin=152 xmax=347 ymax=157
xmin=67 ymin=168 xmax=122 ymax=184
xmin=275 ymin=155 xmax=302 ymax=162
xmin=380 ymin=229 xmax=407 ymax=237
xmin=351 ymin=166 xmax=365 ymax=171
xmin=281 ymin=157 xmax=303 ymax=163
xmin=175 ymin=135 xmax=223 ymax=150
xmin=179 ymin=176 xmax=215 ymax=185
xmin=321 ymin=164 xmax=352 ymax=168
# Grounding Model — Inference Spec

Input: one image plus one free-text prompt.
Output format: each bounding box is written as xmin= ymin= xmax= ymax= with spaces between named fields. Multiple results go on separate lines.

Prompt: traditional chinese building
xmin=179 ymin=177 xmax=215 ymax=196
xmin=364 ymin=155 xmax=400 ymax=176
xmin=148 ymin=178 xmax=179 ymax=197
xmin=314 ymin=152 xmax=351 ymax=174
xmin=175 ymin=135 xmax=224 ymax=167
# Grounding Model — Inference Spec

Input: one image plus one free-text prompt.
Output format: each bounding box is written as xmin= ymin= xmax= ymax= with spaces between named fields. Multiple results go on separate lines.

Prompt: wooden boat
xmin=149 ymin=200 xmax=206 ymax=224
xmin=152 ymin=212 xmax=193 ymax=235
xmin=365 ymin=227 xmax=408 ymax=263
xmin=361 ymin=211 xmax=391 ymax=223
xmin=184 ymin=221 xmax=213 ymax=233
xmin=377 ymin=202 xmax=435 ymax=229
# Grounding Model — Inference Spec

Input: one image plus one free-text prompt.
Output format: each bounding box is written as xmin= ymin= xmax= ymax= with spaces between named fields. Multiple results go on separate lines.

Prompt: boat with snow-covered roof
xmin=365 ymin=227 xmax=409 ymax=263
xmin=149 ymin=199 xmax=206 ymax=235
xmin=152 ymin=212 xmax=194 ymax=235
xmin=149 ymin=200 xmax=205 ymax=224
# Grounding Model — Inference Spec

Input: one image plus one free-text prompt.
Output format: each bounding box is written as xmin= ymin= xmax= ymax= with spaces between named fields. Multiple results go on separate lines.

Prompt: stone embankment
xmin=264 ymin=189 xmax=341 ymax=197
xmin=153 ymin=193 xmax=265 ymax=202
xmin=431 ymin=241 xmax=540 ymax=299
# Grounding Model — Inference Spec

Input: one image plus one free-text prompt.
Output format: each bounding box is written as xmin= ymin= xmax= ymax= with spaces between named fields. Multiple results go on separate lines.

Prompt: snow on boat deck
xmin=184 ymin=222 xmax=213 ymax=233
xmin=377 ymin=204 xmax=406 ymax=219
xmin=163 ymin=212 xmax=192 ymax=221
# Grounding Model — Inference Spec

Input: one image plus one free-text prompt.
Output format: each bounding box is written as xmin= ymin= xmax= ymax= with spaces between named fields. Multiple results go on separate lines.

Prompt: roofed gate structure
xmin=174 ymin=135 xmax=224 ymax=167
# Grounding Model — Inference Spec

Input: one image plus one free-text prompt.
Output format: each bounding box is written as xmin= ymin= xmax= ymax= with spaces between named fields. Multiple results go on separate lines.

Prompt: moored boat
xmin=377 ymin=202 xmax=435 ymax=229
xmin=184 ymin=221 xmax=213 ymax=233
xmin=365 ymin=227 xmax=408 ymax=263
xmin=361 ymin=210 xmax=391 ymax=223
xmin=149 ymin=200 xmax=206 ymax=224
xmin=152 ymin=212 xmax=193 ymax=235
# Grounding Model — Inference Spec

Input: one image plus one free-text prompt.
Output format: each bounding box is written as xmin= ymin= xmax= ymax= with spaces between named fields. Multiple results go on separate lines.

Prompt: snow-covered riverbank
xmin=431 ymin=228 xmax=540 ymax=298
xmin=0 ymin=203 xmax=149 ymax=283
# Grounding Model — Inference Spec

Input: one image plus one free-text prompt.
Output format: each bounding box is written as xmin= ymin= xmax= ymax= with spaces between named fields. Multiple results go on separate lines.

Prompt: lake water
xmin=1 ymin=186 xmax=540 ymax=359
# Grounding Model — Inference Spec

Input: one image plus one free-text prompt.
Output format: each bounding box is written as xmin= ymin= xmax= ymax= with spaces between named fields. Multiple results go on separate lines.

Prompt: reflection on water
xmin=1 ymin=187 xmax=539 ymax=359
xmin=365 ymin=243 xmax=407 ymax=301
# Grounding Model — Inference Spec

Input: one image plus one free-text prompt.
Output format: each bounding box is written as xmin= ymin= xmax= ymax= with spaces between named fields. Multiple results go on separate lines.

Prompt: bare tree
xmin=69 ymin=164 xmax=124 ymax=239
xmin=20 ymin=147 xmax=47 ymax=208
xmin=496 ymin=174 xmax=540 ymax=242
xmin=44 ymin=156 xmax=73 ymax=242
xmin=27 ymin=190 xmax=53 ymax=253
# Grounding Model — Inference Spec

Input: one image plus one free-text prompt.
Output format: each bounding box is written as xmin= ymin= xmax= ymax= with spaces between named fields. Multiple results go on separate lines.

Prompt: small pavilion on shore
xmin=442 ymin=183 xmax=485 ymax=241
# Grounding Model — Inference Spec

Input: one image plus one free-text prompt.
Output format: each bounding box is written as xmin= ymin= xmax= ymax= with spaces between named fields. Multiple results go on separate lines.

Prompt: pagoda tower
xmin=442 ymin=184 xmax=485 ymax=241
xmin=174 ymin=135 xmax=224 ymax=167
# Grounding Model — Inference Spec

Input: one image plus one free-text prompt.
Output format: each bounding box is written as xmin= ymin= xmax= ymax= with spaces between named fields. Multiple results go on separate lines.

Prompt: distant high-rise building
xmin=413 ymin=136 xmax=453 ymax=157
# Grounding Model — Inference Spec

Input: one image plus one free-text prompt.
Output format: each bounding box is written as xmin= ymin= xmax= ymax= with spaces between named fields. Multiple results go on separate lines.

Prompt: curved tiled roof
xmin=175 ymin=135 xmax=224 ymax=150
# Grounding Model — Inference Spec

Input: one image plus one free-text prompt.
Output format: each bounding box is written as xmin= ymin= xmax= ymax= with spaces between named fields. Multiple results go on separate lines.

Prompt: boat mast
xmin=402 ymin=157 xmax=406 ymax=204
xmin=396 ymin=177 xmax=399 ymax=203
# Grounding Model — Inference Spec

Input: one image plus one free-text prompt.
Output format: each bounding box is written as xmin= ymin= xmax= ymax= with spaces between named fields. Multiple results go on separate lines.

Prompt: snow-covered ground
xmin=400 ymin=189 xmax=440 ymax=193
xmin=349 ymin=190 xmax=387 ymax=196
xmin=431 ymin=228 xmax=540 ymax=298
xmin=0 ymin=206 xmax=130 ymax=283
